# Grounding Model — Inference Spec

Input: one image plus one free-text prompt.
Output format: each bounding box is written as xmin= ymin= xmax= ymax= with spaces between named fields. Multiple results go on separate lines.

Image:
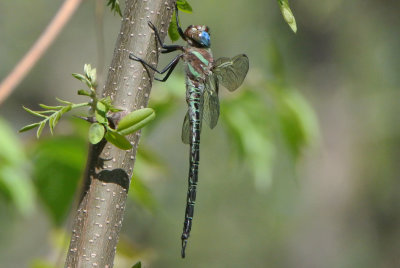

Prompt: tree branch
xmin=0 ymin=0 xmax=83 ymax=106
xmin=64 ymin=0 xmax=176 ymax=267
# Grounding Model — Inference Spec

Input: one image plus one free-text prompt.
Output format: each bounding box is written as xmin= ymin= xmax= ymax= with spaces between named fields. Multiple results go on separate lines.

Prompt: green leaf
xmin=109 ymin=106 xmax=123 ymax=113
xmin=177 ymin=0 xmax=192 ymax=13
xmin=56 ymin=98 xmax=72 ymax=105
xmin=168 ymin=10 xmax=180 ymax=42
xmin=277 ymin=0 xmax=297 ymax=33
xmin=77 ymin=89 xmax=91 ymax=96
xmin=90 ymin=69 xmax=97 ymax=86
xmin=36 ymin=121 xmax=46 ymax=138
xmin=50 ymin=111 xmax=62 ymax=132
xmin=107 ymin=0 xmax=122 ymax=17
xmin=105 ymin=130 xmax=132 ymax=150
xmin=72 ymin=73 xmax=91 ymax=88
xmin=49 ymin=115 xmax=55 ymax=134
xmin=96 ymin=101 xmax=108 ymax=124
xmin=88 ymin=123 xmax=105 ymax=144
xmin=84 ymin=64 xmax=91 ymax=78
xmin=23 ymin=106 xmax=48 ymax=118
xmin=19 ymin=122 xmax=41 ymax=133
xmin=84 ymin=64 xmax=97 ymax=85
xmin=39 ymin=104 xmax=63 ymax=110
xmin=117 ymin=108 xmax=156 ymax=136
xmin=131 ymin=261 xmax=141 ymax=268
xmin=99 ymin=97 xmax=121 ymax=113
xmin=100 ymin=96 xmax=112 ymax=107
xmin=60 ymin=104 xmax=72 ymax=114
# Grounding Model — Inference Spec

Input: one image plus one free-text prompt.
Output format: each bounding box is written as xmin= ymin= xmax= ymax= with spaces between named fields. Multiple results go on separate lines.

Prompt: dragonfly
xmin=129 ymin=5 xmax=249 ymax=258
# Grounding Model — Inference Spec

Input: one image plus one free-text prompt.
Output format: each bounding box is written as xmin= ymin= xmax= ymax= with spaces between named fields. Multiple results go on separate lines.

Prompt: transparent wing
xmin=203 ymin=75 xmax=220 ymax=129
xmin=181 ymin=97 xmax=205 ymax=144
xmin=213 ymin=54 xmax=249 ymax=92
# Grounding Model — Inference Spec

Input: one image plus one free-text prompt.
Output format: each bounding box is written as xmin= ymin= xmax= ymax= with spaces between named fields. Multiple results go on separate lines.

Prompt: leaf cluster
xmin=20 ymin=64 xmax=155 ymax=150
xmin=20 ymin=100 xmax=74 ymax=138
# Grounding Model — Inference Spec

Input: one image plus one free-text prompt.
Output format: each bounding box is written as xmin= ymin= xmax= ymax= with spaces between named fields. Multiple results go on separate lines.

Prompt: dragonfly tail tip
xmin=181 ymin=240 xmax=187 ymax=258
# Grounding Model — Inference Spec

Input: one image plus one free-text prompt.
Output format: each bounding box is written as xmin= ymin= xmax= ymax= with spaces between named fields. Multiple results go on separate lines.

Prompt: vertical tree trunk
xmin=65 ymin=0 xmax=175 ymax=267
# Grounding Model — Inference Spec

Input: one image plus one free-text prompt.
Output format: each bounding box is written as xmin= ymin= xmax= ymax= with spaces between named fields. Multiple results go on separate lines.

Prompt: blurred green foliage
xmin=30 ymin=135 xmax=87 ymax=226
xmin=0 ymin=117 xmax=35 ymax=215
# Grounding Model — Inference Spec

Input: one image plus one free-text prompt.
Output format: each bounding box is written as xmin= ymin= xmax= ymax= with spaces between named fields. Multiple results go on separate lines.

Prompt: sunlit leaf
xmin=36 ymin=121 xmax=46 ymax=138
xmin=84 ymin=64 xmax=97 ymax=86
xmin=88 ymin=123 xmax=105 ymax=144
xmin=50 ymin=110 xmax=62 ymax=130
xmin=117 ymin=108 xmax=156 ymax=136
xmin=23 ymin=106 xmax=48 ymax=118
xmin=96 ymin=101 xmax=108 ymax=124
xmin=56 ymin=98 xmax=72 ymax=105
xmin=19 ymin=122 xmax=41 ymax=133
xmin=72 ymin=73 xmax=91 ymax=88
xmin=49 ymin=115 xmax=55 ymax=134
xmin=277 ymin=0 xmax=297 ymax=33
xmin=39 ymin=104 xmax=63 ymax=110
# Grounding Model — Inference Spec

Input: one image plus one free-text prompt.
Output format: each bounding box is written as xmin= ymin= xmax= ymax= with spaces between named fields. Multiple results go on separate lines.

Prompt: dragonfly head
xmin=184 ymin=25 xmax=211 ymax=48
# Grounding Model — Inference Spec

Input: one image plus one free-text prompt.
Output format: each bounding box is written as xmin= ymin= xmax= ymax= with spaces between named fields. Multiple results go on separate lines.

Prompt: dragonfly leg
xmin=154 ymin=55 xmax=180 ymax=82
xmin=129 ymin=53 xmax=182 ymax=81
xmin=147 ymin=21 xmax=183 ymax=53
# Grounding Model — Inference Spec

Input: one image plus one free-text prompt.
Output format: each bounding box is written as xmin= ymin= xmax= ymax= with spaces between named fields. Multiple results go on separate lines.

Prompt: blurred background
xmin=1 ymin=0 xmax=400 ymax=267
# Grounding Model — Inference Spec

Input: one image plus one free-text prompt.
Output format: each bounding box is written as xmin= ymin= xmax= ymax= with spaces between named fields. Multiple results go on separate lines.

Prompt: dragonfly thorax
xmin=184 ymin=25 xmax=210 ymax=48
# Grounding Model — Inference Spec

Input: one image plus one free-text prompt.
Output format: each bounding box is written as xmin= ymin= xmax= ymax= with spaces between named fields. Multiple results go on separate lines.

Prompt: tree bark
xmin=65 ymin=1 xmax=175 ymax=267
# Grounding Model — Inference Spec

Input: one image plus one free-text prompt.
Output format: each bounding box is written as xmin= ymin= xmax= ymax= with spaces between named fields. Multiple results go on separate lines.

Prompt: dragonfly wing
xmin=181 ymin=111 xmax=190 ymax=144
xmin=213 ymin=54 xmax=249 ymax=92
xmin=203 ymin=75 xmax=220 ymax=129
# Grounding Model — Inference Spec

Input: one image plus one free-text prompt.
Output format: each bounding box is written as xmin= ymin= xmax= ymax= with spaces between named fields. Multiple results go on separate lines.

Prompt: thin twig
xmin=0 ymin=0 xmax=83 ymax=105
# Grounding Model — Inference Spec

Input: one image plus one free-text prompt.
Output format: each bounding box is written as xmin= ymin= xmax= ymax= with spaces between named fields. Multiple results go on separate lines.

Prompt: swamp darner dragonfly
xmin=129 ymin=5 xmax=249 ymax=258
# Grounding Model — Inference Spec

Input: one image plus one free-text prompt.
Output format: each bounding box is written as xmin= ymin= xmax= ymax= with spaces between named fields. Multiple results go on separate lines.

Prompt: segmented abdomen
xmin=181 ymin=83 xmax=202 ymax=257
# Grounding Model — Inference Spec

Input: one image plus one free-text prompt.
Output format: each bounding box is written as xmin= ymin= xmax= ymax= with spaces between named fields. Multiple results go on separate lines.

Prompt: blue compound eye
xmin=200 ymin=31 xmax=210 ymax=47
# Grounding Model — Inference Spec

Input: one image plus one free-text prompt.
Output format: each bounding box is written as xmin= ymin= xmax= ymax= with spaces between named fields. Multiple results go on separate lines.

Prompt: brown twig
xmin=0 ymin=0 xmax=83 ymax=105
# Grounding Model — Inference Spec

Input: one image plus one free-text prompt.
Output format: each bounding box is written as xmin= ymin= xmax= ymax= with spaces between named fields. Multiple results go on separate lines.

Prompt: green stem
xmin=71 ymin=102 xmax=91 ymax=109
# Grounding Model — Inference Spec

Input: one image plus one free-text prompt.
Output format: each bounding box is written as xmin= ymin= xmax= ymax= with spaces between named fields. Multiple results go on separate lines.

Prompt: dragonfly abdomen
xmin=181 ymin=84 xmax=202 ymax=258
